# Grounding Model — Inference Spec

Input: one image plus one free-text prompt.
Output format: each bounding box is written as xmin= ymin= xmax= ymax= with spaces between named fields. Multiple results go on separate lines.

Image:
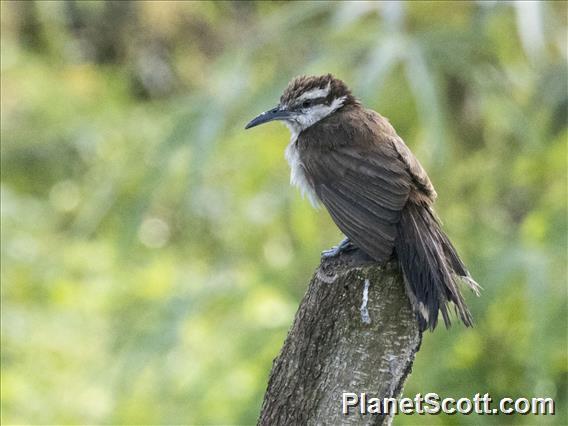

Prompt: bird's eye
xmin=302 ymin=100 xmax=312 ymax=108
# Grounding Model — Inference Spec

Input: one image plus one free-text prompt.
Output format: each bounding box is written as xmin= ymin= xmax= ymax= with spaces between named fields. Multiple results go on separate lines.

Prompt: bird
xmin=245 ymin=74 xmax=480 ymax=331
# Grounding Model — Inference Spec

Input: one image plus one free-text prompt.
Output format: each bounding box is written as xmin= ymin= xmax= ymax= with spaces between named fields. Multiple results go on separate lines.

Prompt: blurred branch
xmin=258 ymin=253 xmax=422 ymax=425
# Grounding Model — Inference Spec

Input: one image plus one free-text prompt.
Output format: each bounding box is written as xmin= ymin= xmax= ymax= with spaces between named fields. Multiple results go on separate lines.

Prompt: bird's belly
xmin=285 ymin=140 xmax=319 ymax=207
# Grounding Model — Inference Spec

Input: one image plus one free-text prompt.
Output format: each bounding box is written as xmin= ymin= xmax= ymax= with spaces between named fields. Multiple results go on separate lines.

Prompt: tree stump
xmin=258 ymin=251 xmax=422 ymax=425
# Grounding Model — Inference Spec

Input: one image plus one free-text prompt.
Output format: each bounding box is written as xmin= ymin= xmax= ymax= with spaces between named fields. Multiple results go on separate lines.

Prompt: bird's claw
xmin=321 ymin=238 xmax=356 ymax=259
xmin=321 ymin=246 xmax=342 ymax=258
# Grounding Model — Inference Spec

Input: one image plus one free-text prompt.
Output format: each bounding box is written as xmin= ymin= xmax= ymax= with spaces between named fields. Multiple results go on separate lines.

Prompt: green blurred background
xmin=1 ymin=1 xmax=566 ymax=424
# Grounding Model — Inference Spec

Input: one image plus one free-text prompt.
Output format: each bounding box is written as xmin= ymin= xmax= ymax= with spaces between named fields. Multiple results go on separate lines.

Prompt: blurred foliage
xmin=1 ymin=1 xmax=566 ymax=425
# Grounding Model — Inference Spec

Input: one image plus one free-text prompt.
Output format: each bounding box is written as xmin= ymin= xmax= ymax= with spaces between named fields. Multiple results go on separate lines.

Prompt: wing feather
xmin=298 ymin=107 xmax=435 ymax=262
xmin=301 ymin=149 xmax=410 ymax=260
xmin=319 ymin=185 xmax=395 ymax=259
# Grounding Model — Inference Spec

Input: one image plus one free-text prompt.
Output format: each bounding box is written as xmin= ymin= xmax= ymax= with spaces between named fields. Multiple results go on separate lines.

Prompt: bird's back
xmin=298 ymin=105 xmax=436 ymax=209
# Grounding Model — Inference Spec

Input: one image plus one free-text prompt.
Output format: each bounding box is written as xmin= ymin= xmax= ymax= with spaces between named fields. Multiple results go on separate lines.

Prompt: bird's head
xmin=245 ymin=74 xmax=358 ymax=137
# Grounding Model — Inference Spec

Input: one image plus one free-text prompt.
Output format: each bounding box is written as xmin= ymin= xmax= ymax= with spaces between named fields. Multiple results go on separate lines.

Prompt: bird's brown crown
xmin=280 ymin=74 xmax=357 ymax=107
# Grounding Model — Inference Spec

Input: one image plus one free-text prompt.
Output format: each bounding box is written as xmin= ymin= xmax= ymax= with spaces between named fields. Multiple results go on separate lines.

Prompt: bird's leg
xmin=321 ymin=237 xmax=356 ymax=259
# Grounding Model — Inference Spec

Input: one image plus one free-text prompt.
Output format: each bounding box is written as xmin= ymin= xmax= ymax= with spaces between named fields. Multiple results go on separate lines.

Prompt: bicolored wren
xmin=245 ymin=74 xmax=480 ymax=331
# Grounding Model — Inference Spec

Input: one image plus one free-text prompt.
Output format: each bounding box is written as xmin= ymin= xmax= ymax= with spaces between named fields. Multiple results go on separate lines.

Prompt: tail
xmin=394 ymin=202 xmax=481 ymax=331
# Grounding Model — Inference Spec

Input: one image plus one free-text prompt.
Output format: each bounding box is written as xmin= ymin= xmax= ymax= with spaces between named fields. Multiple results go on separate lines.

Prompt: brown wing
xmin=391 ymin=135 xmax=437 ymax=202
xmin=300 ymin=109 xmax=418 ymax=261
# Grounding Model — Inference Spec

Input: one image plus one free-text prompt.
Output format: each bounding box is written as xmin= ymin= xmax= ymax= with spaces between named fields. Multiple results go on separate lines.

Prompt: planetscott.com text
xmin=342 ymin=392 xmax=555 ymax=416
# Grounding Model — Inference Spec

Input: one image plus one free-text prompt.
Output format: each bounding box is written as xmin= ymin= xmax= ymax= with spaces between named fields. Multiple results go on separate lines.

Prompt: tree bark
xmin=258 ymin=251 xmax=422 ymax=426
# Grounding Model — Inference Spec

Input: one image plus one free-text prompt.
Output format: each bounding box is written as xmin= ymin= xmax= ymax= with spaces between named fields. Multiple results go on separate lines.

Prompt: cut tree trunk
xmin=258 ymin=251 xmax=422 ymax=426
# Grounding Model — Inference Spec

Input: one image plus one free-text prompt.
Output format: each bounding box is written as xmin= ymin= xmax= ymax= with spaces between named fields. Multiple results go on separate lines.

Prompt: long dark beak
xmin=245 ymin=106 xmax=292 ymax=129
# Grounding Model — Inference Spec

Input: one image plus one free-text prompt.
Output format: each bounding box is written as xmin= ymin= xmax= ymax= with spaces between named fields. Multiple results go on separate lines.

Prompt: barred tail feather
xmin=394 ymin=203 xmax=480 ymax=331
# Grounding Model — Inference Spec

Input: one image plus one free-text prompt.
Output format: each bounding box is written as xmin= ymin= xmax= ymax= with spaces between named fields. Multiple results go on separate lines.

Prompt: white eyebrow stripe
xmin=296 ymin=82 xmax=331 ymax=102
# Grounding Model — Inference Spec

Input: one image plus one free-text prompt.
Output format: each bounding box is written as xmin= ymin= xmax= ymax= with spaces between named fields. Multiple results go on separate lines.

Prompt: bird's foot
xmin=321 ymin=237 xmax=356 ymax=259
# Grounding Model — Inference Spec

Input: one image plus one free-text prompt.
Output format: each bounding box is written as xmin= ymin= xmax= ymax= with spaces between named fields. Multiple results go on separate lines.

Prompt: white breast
xmin=284 ymin=139 xmax=319 ymax=207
